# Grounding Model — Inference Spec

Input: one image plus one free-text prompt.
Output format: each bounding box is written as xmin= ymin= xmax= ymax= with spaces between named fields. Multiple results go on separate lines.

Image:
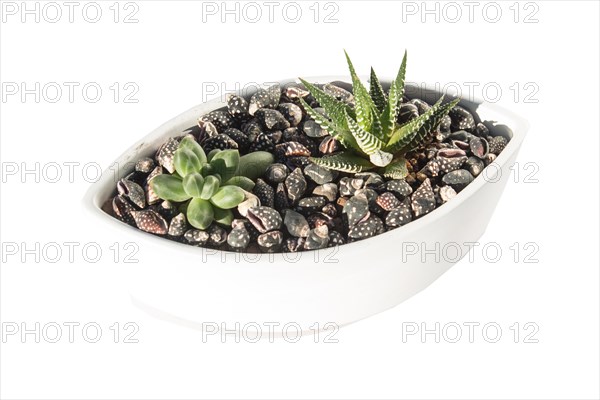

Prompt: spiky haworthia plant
xmin=150 ymin=136 xmax=273 ymax=229
xmin=299 ymin=51 xmax=460 ymax=179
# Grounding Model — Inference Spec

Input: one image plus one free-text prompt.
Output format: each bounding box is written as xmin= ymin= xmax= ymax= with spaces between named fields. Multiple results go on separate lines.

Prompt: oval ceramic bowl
xmin=83 ymin=77 xmax=528 ymax=333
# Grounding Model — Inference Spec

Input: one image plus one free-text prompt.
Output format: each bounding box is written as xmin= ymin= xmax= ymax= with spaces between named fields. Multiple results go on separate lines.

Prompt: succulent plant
xmin=150 ymin=136 xmax=274 ymax=229
xmin=299 ymin=51 xmax=460 ymax=179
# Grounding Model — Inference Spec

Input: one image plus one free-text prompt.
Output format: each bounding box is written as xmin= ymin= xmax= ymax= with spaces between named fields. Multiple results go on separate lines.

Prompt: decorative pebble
xmin=156 ymin=137 xmax=179 ymax=173
xmin=247 ymin=206 xmax=282 ymax=233
xmin=257 ymin=231 xmax=284 ymax=252
xmin=226 ymin=93 xmax=250 ymax=121
xmin=438 ymin=185 xmax=457 ymax=203
xmin=253 ymin=179 xmax=275 ymax=208
xmin=442 ymin=169 xmax=474 ymax=192
xmin=277 ymin=103 xmax=303 ymax=127
xmin=449 ymin=106 xmax=475 ymax=131
xmin=265 ymin=163 xmax=289 ymax=184
xmin=227 ymin=226 xmax=250 ymax=250
xmin=343 ymin=193 xmax=370 ymax=227
xmin=168 ymin=213 xmax=187 ymax=237
xmin=298 ymin=196 xmax=327 ymax=212
xmin=184 ymin=229 xmax=209 ymax=245
xmin=348 ymin=216 xmax=380 ymax=240
xmin=469 ymin=137 xmax=489 ymax=158
xmin=465 ymin=156 xmax=485 ymax=176
xmin=208 ymin=225 xmax=228 ymax=247
xmin=411 ymin=179 xmax=436 ymax=218
xmin=135 ymin=157 xmax=155 ymax=173
xmin=313 ymin=183 xmax=338 ymax=202
xmin=385 ymin=203 xmax=413 ymax=227
xmin=339 ymin=177 xmax=364 ymax=196
xmin=285 ymin=168 xmax=307 ymax=203
xmin=489 ymin=136 xmax=508 ymax=155
xmin=328 ymin=231 xmax=346 ymax=246
xmin=304 ymin=226 xmax=330 ymax=250
xmin=284 ymin=237 xmax=305 ymax=252
xmin=304 ymin=163 xmax=336 ymax=184
xmin=117 ymin=179 xmax=146 ymax=209
xmin=303 ymin=120 xmax=328 ymax=138
xmin=274 ymin=182 xmax=290 ymax=210
xmin=131 ymin=210 xmax=168 ymax=235
xmin=376 ymin=192 xmax=401 ymax=212
xmin=255 ymin=109 xmax=290 ymax=131
xmin=385 ymin=179 xmax=413 ymax=198
xmin=283 ymin=210 xmax=310 ymax=238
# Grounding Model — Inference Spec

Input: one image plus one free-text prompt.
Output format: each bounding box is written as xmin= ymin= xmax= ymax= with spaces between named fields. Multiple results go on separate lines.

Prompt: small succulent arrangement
xmin=300 ymin=51 xmax=458 ymax=178
xmin=149 ymin=136 xmax=273 ymax=229
xmin=108 ymin=50 xmax=510 ymax=253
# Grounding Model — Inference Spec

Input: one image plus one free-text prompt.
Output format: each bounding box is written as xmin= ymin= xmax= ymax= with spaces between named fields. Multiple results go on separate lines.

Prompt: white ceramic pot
xmin=83 ymin=77 xmax=528 ymax=334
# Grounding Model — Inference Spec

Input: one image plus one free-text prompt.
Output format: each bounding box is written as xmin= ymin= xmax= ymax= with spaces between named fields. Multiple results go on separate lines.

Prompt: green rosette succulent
xmin=150 ymin=136 xmax=273 ymax=229
xmin=299 ymin=50 xmax=460 ymax=179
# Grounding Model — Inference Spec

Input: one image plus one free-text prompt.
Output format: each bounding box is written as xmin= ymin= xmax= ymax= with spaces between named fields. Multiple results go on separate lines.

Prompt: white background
xmin=1 ymin=1 xmax=599 ymax=399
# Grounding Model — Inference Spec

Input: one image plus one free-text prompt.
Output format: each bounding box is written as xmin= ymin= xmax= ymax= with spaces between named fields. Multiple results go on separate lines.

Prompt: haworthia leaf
xmin=382 ymin=158 xmax=409 ymax=179
xmin=394 ymin=50 xmax=408 ymax=108
xmin=213 ymin=207 xmax=234 ymax=226
xmin=402 ymin=97 xmax=460 ymax=153
xmin=344 ymin=50 xmax=376 ymax=132
xmin=173 ymin=148 xmax=202 ymax=177
xmin=224 ymin=176 xmax=255 ymax=192
xmin=178 ymin=136 xmax=207 ymax=165
xmin=369 ymin=67 xmax=387 ymax=113
xmin=381 ymin=78 xmax=399 ymax=140
xmin=370 ymin=103 xmax=384 ymax=140
xmin=182 ymin=173 xmax=205 ymax=198
xmin=300 ymin=97 xmax=359 ymax=150
xmin=344 ymin=110 xmax=384 ymax=155
xmin=199 ymin=174 xmax=220 ymax=200
xmin=209 ymin=149 xmax=240 ymax=182
xmin=385 ymin=96 xmax=443 ymax=152
xmin=207 ymin=149 xmax=220 ymax=162
xmin=309 ymin=152 xmax=373 ymax=173
xmin=298 ymin=78 xmax=352 ymax=131
xmin=210 ymin=185 xmax=245 ymax=209
xmin=187 ymin=198 xmax=214 ymax=230
xmin=149 ymin=174 xmax=191 ymax=202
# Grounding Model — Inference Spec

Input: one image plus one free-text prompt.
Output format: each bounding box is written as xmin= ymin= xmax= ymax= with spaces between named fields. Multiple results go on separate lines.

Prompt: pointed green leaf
xmin=394 ymin=50 xmax=408 ymax=107
xmin=209 ymin=149 xmax=240 ymax=182
xmin=309 ymin=152 xmax=373 ymax=173
xmin=174 ymin=148 xmax=202 ymax=177
xmin=344 ymin=50 xmax=376 ymax=131
xmin=345 ymin=110 xmax=384 ymax=155
xmin=298 ymin=78 xmax=352 ymax=131
xmin=382 ymin=158 xmax=409 ymax=179
xmin=370 ymin=103 xmax=384 ymax=140
xmin=182 ymin=173 xmax=205 ymax=198
xmin=187 ymin=198 xmax=214 ymax=230
xmin=299 ymin=98 xmax=358 ymax=150
xmin=207 ymin=149 xmax=220 ymax=162
xmin=370 ymin=67 xmax=387 ymax=113
xmin=149 ymin=174 xmax=191 ymax=202
xmin=386 ymin=96 xmax=443 ymax=152
xmin=236 ymin=151 xmax=274 ymax=180
xmin=223 ymin=176 xmax=255 ymax=191
xmin=213 ymin=207 xmax=234 ymax=226
xmin=178 ymin=136 xmax=207 ymax=165
xmin=210 ymin=185 xmax=245 ymax=209
xmin=199 ymin=175 xmax=220 ymax=200
xmin=381 ymin=78 xmax=399 ymax=139
xmin=402 ymin=98 xmax=460 ymax=152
